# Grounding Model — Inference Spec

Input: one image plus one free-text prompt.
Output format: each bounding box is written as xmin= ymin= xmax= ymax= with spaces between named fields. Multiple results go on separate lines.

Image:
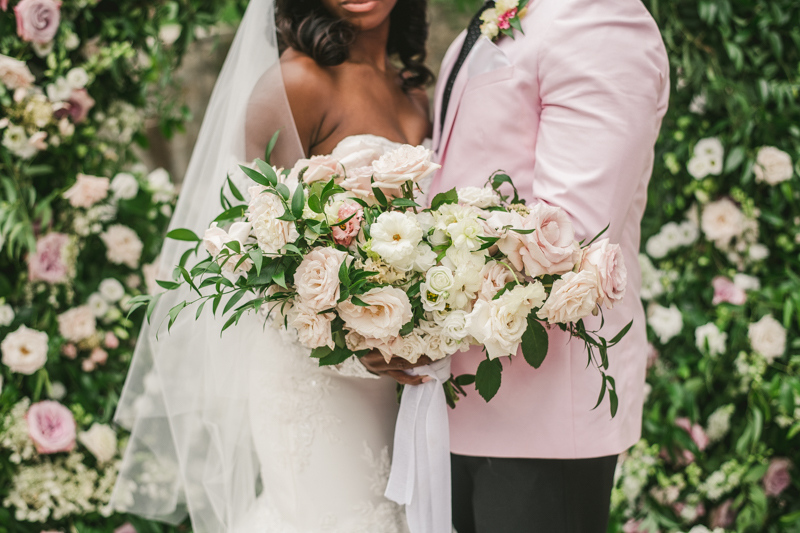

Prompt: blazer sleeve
xmin=532 ymin=3 xmax=670 ymax=242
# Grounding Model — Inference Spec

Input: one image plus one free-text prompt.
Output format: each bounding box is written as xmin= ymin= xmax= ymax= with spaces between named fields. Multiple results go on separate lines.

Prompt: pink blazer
xmin=430 ymin=0 xmax=670 ymax=459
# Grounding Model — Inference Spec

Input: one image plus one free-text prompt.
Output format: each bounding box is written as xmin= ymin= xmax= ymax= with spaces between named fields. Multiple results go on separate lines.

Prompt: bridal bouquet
xmin=132 ymin=135 xmax=630 ymax=413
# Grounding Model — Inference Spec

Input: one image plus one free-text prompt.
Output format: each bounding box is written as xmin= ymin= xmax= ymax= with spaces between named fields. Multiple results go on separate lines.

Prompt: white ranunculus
xmin=457 ymin=186 xmax=501 ymax=208
xmin=99 ymin=278 xmax=125 ymax=303
xmin=0 ymin=304 xmax=14 ymax=327
xmin=748 ymin=243 xmax=769 ymax=261
xmin=687 ymin=156 xmax=711 ymax=180
xmin=441 ymin=310 xmax=469 ymax=341
xmin=537 ymin=270 xmax=599 ymax=324
xmin=701 ymin=198 xmax=745 ymax=246
xmin=110 ymin=173 xmax=139 ymax=200
xmin=753 ymin=146 xmax=793 ymax=185
xmin=412 ymin=243 xmax=437 ymax=273
xmin=0 ymin=54 xmax=35 ymax=90
xmin=370 ymin=211 xmax=423 ymax=269
xmin=294 ymin=247 xmax=347 ymax=311
xmin=78 ymin=423 xmax=118 ymax=463
xmin=338 ymin=286 xmax=413 ymax=340
xmin=647 ymin=303 xmax=683 ymax=344
xmin=426 ymin=266 xmax=455 ymax=295
xmin=58 ymin=305 xmax=97 ymax=343
xmin=695 ymin=323 xmax=727 ymax=357
xmin=733 ymin=273 xmax=760 ymax=291
xmin=248 ymin=185 xmax=299 ymax=255
xmin=371 ymin=144 xmax=440 ymax=191
xmin=66 ymin=67 xmax=89 ymax=90
xmin=1 ymin=325 xmax=49 ymax=375
xmin=748 ymin=315 xmax=787 ymax=363
xmin=466 ymin=282 xmax=546 ymax=360
xmin=87 ymin=293 xmax=109 ymax=318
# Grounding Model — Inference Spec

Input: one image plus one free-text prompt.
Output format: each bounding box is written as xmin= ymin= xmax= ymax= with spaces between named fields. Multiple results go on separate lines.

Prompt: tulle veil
xmin=110 ymin=1 xmax=304 ymax=531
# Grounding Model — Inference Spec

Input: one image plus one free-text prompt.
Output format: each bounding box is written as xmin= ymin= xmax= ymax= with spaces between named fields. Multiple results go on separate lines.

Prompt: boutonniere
xmin=480 ymin=0 xmax=529 ymax=42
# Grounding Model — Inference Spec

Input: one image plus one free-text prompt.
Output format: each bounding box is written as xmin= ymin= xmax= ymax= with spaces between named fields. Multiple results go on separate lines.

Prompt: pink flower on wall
xmin=763 ymin=458 xmax=792 ymax=497
xmin=14 ymin=0 xmax=61 ymax=43
xmin=67 ymin=88 xmax=95 ymax=123
xmin=26 ymin=400 xmax=76 ymax=454
xmin=28 ymin=232 xmax=71 ymax=284
xmin=711 ymin=276 xmax=746 ymax=305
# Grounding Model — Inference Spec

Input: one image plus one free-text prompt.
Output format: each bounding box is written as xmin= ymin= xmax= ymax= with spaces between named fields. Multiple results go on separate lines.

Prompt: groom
xmin=426 ymin=0 xmax=669 ymax=531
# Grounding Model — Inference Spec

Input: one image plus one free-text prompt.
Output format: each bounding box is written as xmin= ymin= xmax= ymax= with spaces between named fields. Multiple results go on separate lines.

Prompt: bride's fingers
xmin=386 ymin=370 xmax=426 ymax=386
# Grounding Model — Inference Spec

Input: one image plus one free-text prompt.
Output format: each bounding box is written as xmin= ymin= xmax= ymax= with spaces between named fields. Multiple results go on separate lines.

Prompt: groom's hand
xmin=360 ymin=351 xmax=433 ymax=386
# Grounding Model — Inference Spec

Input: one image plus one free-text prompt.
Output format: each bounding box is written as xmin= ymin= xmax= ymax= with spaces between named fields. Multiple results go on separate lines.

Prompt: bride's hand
xmin=360 ymin=351 xmax=433 ymax=386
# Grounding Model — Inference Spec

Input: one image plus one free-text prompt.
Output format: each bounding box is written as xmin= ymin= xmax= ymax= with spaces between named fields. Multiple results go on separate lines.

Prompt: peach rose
xmin=537 ymin=270 xmax=599 ymax=324
xmin=338 ymin=286 xmax=413 ymax=339
xmin=580 ymin=238 xmax=627 ymax=309
xmin=63 ymin=173 xmax=109 ymax=208
xmin=294 ymin=247 xmax=347 ymax=311
xmin=26 ymin=400 xmax=75 ymax=454
xmin=288 ymin=301 xmax=334 ymax=349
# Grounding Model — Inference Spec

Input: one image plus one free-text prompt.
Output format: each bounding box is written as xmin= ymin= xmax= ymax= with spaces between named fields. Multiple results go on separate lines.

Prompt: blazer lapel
xmin=433 ymin=31 xmax=467 ymax=155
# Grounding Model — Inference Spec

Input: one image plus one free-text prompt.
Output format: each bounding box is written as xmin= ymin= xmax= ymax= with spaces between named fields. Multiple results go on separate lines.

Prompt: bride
xmin=111 ymin=1 xmax=433 ymax=532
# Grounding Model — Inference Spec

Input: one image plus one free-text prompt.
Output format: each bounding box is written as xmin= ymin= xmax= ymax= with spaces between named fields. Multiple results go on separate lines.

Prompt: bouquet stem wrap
xmin=385 ymin=357 xmax=452 ymax=533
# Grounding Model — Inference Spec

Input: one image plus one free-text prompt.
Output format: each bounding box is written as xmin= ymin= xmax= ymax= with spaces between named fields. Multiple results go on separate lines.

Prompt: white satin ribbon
xmin=385 ymin=357 xmax=452 ymax=533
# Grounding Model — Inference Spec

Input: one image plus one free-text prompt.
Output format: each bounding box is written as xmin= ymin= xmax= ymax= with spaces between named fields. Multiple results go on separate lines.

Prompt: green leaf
xmin=318 ymin=346 xmax=356 ymax=366
xmin=454 ymin=374 xmax=476 ymax=387
xmin=372 ymin=186 xmax=388 ymax=208
xmin=291 ymin=183 xmax=305 ymax=219
xmin=308 ymin=194 xmax=323 ymax=214
xmin=431 ymin=188 xmax=459 ymax=210
xmin=350 ymin=296 xmax=370 ymax=307
xmin=593 ymin=374 xmax=608 ymax=411
xmin=156 ymin=279 xmax=182 ymax=290
xmin=264 ymin=130 xmax=281 ymax=164
xmin=310 ymin=346 xmax=333 ymax=359
xmin=255 ymin=159 xmax=279 ymax=186
xmin=338 ymin=260 xmax=350 ymax=285
xmin=608 ymin=319 xmax=634 ymax=346
xmin=249 ymin=249 xmax=263 ymax=276
xmin=166 ymin=228 xmax=201 ymax=242
xmin=521 ymin=316 xmax=548 ymax=369
xmin=227 ymin=176 xmax=245 ymax=201
xmin=399 ymin=320 xmax=415 ymax=336
xmin=724 ymin=146 xmax=746 ymax=173
xmin=490 ymin=174 xmax=520 ymax=204
xmin=146 ymin=293 xmax=163 ymax=324
xmin=167 ymin=301 xmax=187 ymax=331
xmin=214 ymin=205 xmax=248 ymax=223
xmin=223 ymin=289 xmax=247 ymax=315
xmin=240 ymin=165 xmax=271 ymax=187
xmin=392 ymin=198 xmax=421 ymax=208
xmin=475 ymin=358 xmax=503 ymax=402
xmin=276 ymin=183 xmax=291 ymax=200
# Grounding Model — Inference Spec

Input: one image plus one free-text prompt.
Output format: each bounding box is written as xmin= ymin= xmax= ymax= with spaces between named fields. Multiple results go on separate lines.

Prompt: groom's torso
xmin=430 ymin=0 xmax=670 ymax=459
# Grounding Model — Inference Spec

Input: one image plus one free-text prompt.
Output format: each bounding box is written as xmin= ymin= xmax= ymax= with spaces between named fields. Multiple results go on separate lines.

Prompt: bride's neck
xmin=347 ymin=18 xmax=391 ymax=71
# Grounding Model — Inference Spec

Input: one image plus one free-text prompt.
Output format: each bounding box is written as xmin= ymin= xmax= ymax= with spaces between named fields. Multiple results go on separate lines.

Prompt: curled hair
xmin=276 ymin=0 xmax=434 ymax=90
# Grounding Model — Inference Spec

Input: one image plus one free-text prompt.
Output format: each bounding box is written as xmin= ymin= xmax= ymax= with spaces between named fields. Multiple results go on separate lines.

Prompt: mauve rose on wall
xmin=26 ymin=400 xmax=76 ymax=454
xmin=14 ymin=0 xmax=62 ymax=43
xmin=763 ymin=458 xmax=793 ymax=497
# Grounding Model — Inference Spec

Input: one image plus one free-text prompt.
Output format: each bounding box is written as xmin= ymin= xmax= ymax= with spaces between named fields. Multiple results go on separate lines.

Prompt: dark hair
xmin=276 ymin=0 xmax=434 ymax=90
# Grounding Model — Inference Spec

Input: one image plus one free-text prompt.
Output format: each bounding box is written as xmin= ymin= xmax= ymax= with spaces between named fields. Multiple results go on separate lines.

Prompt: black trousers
xmin=451 ymin=453 xmax=618 ymax=533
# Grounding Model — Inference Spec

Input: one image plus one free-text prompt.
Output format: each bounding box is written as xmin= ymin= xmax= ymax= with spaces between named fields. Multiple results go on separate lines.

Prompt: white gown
xmin=237 ymin=135 xmax=413 ymax=533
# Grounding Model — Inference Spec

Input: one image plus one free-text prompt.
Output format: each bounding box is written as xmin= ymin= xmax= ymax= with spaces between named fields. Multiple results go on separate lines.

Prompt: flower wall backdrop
xmin=0 ymin=1 xmax=246 ymax=532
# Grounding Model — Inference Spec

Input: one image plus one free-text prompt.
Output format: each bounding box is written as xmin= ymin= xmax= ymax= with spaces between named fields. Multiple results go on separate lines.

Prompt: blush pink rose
xmin=477 ymin=260 xmax=517 ymax=301
xmin=288 ymin=301 xmax=334 ymax=349
xmin=28 ymin=232 xmax=71 ymax=284
xmin=26 ymin=400 xmax=76 ymax=454
xmin=63 ymin=173 xmax=109 ymax=208
xmin=103 ymin=332 xmax=119 ymax=349
xmin=763 ymin=458 xmax=792 ymax=497
xmin=294 ymin=247 xmax=347 ymax=311
xmin=710 ymin=499 xmax=736 ymax=529
xmin=67 ymin=88 xmax=95 ymax=123
xmin=114 ymin=524 xmax=137 ymax=533
xmin=288 ymin=155 xmax=343 ymax=185
xmin=89 ymin=347 xmax=107 ymax=365
xmin=675 ymin=417 xmax=710 ymax=451
xmin=337 ymin=286 xmax=413 ymax=339
xmin=331 ymin=203 xmax=362 ymax=247
xmin=15 ymin=0 xmax=61 ymax=43
xmin=339 ymin=166 xmax=375 ymax=200
xmin=581 ymin=238 xmax=627 ymax=309
xmin=712 ymin=276 xmax=746 ymax=305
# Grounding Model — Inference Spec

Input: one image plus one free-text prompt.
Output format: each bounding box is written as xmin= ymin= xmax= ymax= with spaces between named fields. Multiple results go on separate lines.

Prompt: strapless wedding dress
xmin=237 ymin=135 xmax=415 ymax=533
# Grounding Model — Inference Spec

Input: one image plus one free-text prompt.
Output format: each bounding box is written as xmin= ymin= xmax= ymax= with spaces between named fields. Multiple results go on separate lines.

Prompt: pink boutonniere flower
xmin=480 ymin=0 xmax=529 ymax=42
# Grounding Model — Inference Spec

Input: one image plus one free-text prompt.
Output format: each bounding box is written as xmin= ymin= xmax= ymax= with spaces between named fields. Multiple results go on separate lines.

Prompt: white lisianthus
xmin=748 ymin=315 xmax=787 ymax=363
xmin=537 ymin=270 xmax=599 ymax=324
xmin=100 ymin=225 xmax=143 ymax=269
xmin=425 ymin=266 xmax=455 ymax=295
xmin=457 ymin=186 xmax=501 ymax=208
xmin=442 ymin=310 xmax=469 ymax=341
xmin=66 ymin=67 xmax=89 ymax=90
xmin=371 ymin=144 xmax=440 ymax=191
xmin=466 ymin=282 xmax=546 ymax=360
xmin=412 ymin=243 xmax=437 ymax=273
xmin=110 ymin=173 xmax=139 ymax=200
xmin=99 ymin=278 xmax=125 ymax=303
xmin=701 ymin=198 xmax=745 ymax=247
xmin=248 ymin=185 xmax=299 ymax=254
xmin=695 ymin=138 xmax=725 ymax=169
xmin=1 ymin=325 xmax=49 ymax=375
xmin=0 ymin=304 xmax=14 ymax=327
xmin=753 ymin=146 xmax=793 ymax=185
xmin=370 ymin=211 xmax=423 ymax=269
xmin=695 ymin=323 xmax=728 ymax=357
xmin=647 ymin=303 xmax=683 ymax=344
xmin=78 ymin=423 xmax=118 ymax=463
xmin=706 ymin=404 xmax=735 ymax=443
xmin=87 ymin=293 xmax=109 ymax=318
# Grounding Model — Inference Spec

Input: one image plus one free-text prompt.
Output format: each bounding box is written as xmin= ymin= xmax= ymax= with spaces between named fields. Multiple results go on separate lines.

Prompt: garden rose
xmin=371 ymin=144 xmax=440 ymax=191
xmin=763 ymin=458 xmax=792 ymax=497
xmin=100 ymin=224 xmax=143 ymax=268
xmin=700 ymin=198 xmax=744 ymax=246
xmin=0 ymin=54 xmax=35 ymax=89
xmin=457 ymin=186 xmax=500 ymax=208
xmin=288 ymin=155 xmax=343 ymax=185
xmin=288 ymin=301 xmax=334 ymax=349
xmin=1 ymin=325 xmax=49 ymax=374
xmin=753 ymin=146 xmax=793 ymax=185
xmin=477 ymin=261 xmax=516 ymax=301
xmin=748 ymin=314 xmax=787 ymax=363
xmin=294 ymin=247 xmax=347 ymax=311
xmin=26 ymin=400 xmax=75 ymax=454
xmin=14 ymin=0 xmax=62 ymax=44
xmin=441 ymin=310 xmax=469 ymax=342
xmin=337 ymin=286 xmax=413 ymax=339
xmin=63 ymin=173 xmax=109 ymax=208
xmin=90 ymin=347 xmax=108 ymax=365
xmin=330 ymin=202 xmax=362 ymax=247
xmin=66 ymin=88 xmax=95 ymax=123
xmin=711 ymin=276 xmax=746 ymax=305
xmin=248 ymin=184 xmax=299 ymax=254
xmin=78 ymin=423 xmax=117 ymax=463
xmin=57 ymin=305 xmax=96 ymax=343
xmin=537 ymin=270 xmax=599 ymax=324
xmin=370 ymin=211 xmax=423 ymax=270
xmin=28 ymin=232 xmax=72 ymax=284
xmin=580 ymin=238 xmax=627 ymax=309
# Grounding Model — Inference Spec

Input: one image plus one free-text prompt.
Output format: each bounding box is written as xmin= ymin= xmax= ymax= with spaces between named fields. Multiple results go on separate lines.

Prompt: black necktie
xmin=439 ymin=0 xmax=496 ymax=131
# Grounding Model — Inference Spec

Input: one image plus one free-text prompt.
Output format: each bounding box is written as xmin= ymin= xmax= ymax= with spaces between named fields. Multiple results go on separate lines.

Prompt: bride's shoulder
xmin=279 ymin=49 xmax=334 ymax=100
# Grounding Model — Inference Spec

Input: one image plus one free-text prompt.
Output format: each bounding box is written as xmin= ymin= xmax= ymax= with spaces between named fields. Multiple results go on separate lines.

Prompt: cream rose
xmin=580 ymin=238 xmax=627 ymax=309
xmin=701 ymin=198 xmax=744 ymax=246
xmin=1 ymin=325 xmax=49 ymax=374
xmin=78 ymin=423 xmax=118 ymax=463
xmin=425 ymin=265 xmax=455 ymax=295
xmin=0 ymin=54 xmax=35 ymax=90
xmin=63 ymin=174 xmax=109 ymax=208
xmin=338 ymin=286 xmax=413 ymax=339
xmin=100 ymin=224 xmax=143 ymax=268
xmin=748 ymin=314 xmax=787 ymax=363
xmin=288 ymin=155 xmax=343 ymax=185
xmin=537 ymin=270 xmax=599 ymax=324
xmin=371 ymin=144 xmax=440 ymax=191
xmin=477 ymin=260 xmax=516 ymax=301
xmin=288 ymin=301 xmax=334 ymax=349
xmin=386 ymin=331 xmax=427 ymax=364
xmin=753 ymin=146 xmax=793 ymax=185
xmin=295 ymin=247 xmax=347 ymax=311
xmin=457 ymin=186 xmax=501 ymax=208
xmin=57 ymin=305 xmax=96 ymax=343
xmin=203 ymin=222 xmax=253 ymax=274
xmin=247 ymin=184 xmax=299 ymax=254
xmin=339 ymin=166 xmax=376 ymax=201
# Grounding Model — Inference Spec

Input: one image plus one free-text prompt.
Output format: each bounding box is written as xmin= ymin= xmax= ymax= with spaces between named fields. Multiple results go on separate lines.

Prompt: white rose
xmin=1 ymin=325 xmax=49 ymax=375
xmin=295 ymin=247 xmax=347 ymax=311
xmin=748 ymin=315 xmax=786 ymax=363
xmin=66 ymin=67 xmax=89 ymax=90
xmin=466 ymin=282 xmax=546 ymax=360
xmin=78 ymin=423 xmax=118 ymax=463
xmin=247 ymin=185 xmax=299 ymax=254
xmin=371 ymin=144 xmax=440 ymax=191
xmin=647 ymin=303 xmax=683 ymax=344
xmin=202 ymin=222 xmax=253 ymax=274
xmin=370 ymin=211 xmax=423 ymax=269
xmin=99 ymin=278 xmax=125 ymax=303
xmin=110 ymin=173 xmax=139 ymax=200
xmin=733 ymin=273 xmax=760 ymax=291
xmin=87 ymin=293 xmax=109 ymax=318
xmin=441 ymin=310 xmax=469 ymax=341
xmin=537 ymin=270 xmax=599 ymax=324
xmin=100 ymin=224 xmax=143 ymax=269
xmin=289 ymin=301 xmax=334 ymax=349
xmin=0 ymin=304 xmax=14 ymax=327
xmin=645 ymin=233 xmax=669 ymax=259
xmin=753 ymin=146 xmax=793 ymax=185
xmin=412 ymin=243 xmax=437 ymax=273
xmin=58 ymin=305 xmax=97 ymax=343
xmin=457 ymin=186 xmax=500 ymax=208
xmin=426 ymin=266 xmax=455 ymax=295
xmin=0 ymin=54 xmax=35 ymax=90
xmin=701 ymin=198 xmax=744 ymax=246
xmin=695 ymin=323 xmax=727 ymax=357
xmin=338 ymin=286 xmax=413 ymax=339
xmin=580 ymin=238 xmax=627 ymax=309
